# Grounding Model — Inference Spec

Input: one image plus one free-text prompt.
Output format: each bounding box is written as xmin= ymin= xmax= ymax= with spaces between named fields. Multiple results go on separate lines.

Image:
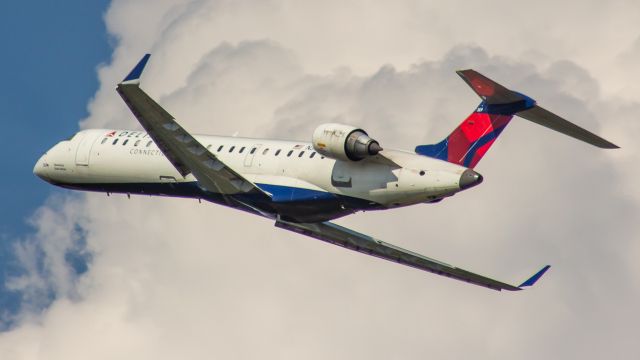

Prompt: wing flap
xmin=276 ymin=220 xmax=548 ymax=291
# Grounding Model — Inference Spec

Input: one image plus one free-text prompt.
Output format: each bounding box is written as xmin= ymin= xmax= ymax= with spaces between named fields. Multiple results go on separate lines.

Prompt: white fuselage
xmin=35 ymin=129 xmax=474 ymax=221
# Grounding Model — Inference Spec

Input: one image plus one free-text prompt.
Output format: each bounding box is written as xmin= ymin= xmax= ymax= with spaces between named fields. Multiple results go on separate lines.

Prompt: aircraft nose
xmin=459 ymin=169 xmax=483 ymax=190
xmin=33 ymin=154 xmax=50 ymax=181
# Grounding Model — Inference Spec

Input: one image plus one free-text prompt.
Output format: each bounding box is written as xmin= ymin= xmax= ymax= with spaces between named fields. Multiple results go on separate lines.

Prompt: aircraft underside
xmin=54 ymin=180 xmax=383 ymax=223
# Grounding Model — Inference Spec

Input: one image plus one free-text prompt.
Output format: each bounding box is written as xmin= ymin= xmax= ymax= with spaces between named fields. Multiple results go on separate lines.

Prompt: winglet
xmin=518 ymin=265 xmax=551 ymax=288
xmin=121 ymin=54 xmax=151 ymax=85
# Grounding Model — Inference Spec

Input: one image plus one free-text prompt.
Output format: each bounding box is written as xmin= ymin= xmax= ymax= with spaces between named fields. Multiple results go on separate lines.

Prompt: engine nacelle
xmin=312 ymin=123 xmax=383 ymax=161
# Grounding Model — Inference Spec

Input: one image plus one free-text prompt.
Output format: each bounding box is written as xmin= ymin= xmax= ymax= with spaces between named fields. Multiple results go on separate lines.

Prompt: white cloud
xmin=3 ymin=0 xmax=640 ymax=359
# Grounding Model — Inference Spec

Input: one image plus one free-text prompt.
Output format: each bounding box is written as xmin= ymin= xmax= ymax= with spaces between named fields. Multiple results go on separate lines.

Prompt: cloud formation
xmin=2 ymin=0 xmax=639 ymax=358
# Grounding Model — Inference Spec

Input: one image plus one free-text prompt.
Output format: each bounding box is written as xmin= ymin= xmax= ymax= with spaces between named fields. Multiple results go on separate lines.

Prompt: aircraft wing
xmin=275 ymin=219 xmax=550 ymax=291
xmin=116 ymin=54 xmax=269 ymax=199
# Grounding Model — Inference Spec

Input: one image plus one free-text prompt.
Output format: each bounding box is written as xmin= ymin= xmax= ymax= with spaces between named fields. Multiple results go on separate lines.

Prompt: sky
xmin=1 ymin=0 xmax=639 ymax=359
xmin=0 ymin=0 xmax=111 ymax=320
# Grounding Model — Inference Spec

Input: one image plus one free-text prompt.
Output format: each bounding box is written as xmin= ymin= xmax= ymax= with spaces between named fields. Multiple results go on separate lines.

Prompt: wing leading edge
xmin=276 ymin=220 xmax=550 ymax=291
xmin=116 ymin=54 xmax=270 ymax=200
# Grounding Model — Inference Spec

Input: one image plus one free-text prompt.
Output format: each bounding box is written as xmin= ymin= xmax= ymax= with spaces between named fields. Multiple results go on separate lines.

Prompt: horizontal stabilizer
xmin=517 ymin=106 xmax=619 ymax=149
xmin=456 ymin=69 xmax=618 ymax=149
xmin=457 ymin=69 xmax=529 ymax=105
xmin=518 ymin=265 xmax=551 ymax=287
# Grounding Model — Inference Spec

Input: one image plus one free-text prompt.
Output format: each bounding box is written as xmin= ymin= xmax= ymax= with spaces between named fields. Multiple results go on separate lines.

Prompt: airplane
xmin=34 ymin=54 xmax=618 ymax=291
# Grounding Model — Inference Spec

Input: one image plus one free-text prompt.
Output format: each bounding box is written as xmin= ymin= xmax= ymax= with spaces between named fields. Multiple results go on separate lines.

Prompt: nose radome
xmin=33 ymin=155 xmax=49 ymax=181
xmin=459 ymin=169 xmax=483 ymax=190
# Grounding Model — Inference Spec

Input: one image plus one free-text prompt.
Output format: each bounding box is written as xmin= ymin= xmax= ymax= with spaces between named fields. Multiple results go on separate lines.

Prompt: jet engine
xmin=312 ymin=123 xmax=383 ymax=161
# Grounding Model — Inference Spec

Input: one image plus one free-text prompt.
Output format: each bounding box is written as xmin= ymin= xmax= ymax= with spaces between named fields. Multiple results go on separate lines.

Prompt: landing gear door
xmin=75 ymin=132 xmax=96 ymax=166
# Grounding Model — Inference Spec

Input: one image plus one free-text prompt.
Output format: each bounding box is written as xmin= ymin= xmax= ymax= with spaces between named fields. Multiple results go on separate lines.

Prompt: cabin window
xmin=229 ymin=146 xmax=235 ymax=153
xmin=262 ymin=148 xmax=269 ymax=155
xmin=206 ymin=144 xmax=212 ymax=149
xmin=122 ymin=139 xmax=129 ymax=146
xmin=419 ymin=170 xmax=426 ymax=176
xmin=101 ymin=138 xmax=108 ymax=144
xmin=275 ymin=149 xmax=281 ymax=156
xmin=134 ymin=140 xmax=140 ymax=147
xmin=146 ymin=141 xmax=153 ymax=147
xmin=298 ymin=151 xmax=305 ymax=157
xmin=310 ymin=152 xmax=316 ymax=158
xmin=112 ymin=139 xmax=119 ymax=145
xmin=250 ymin=147 xmax=257 ymax=154
xmin=321 ymin=156 xmax=325 ymax=159
xmin=287 ymin=150 xmax=293 ymax=157
xmin=217 ymin=145 xmax=224 ymax=152
xmin=239 ymin=147 xmax=245 ymax=153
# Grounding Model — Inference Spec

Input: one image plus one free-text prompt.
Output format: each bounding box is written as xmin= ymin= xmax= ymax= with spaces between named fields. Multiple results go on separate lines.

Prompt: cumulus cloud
xmin=3 ymin=0 xmax=640 ymax=359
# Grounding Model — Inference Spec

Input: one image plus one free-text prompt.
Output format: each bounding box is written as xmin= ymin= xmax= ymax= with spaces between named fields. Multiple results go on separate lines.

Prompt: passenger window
xmin=287 ymin=150 xmax=293 ymax=157
xmin=146 ymin=141 xmax=153 ymax=147
xmin=206 ymin=144 xmax=212 ymax=150
xmin=112 ymin=139 xmax=119 ymax=145
xmin=123 ymin=139 xmax=129 ymax=146
xmin=101 ymin=138 xmax=108 ymax=144
xmin=217 ymin=145 xmax=224 ymax=152
xmin=229 ymin=146 xmax=235 ymax=153
xmin=250 ymin=147 xmax=257 ymax=154
xmin=310 ymin=152 xmax=316 ymax=158
xmin=275 ymin=149 xmax=281 ymax=156
xmin=134 ymin=140 xmax=140 ymax=147
xmin=298 ymin=151 xmax=305 ymax=157
xmin=262 ymin=148 xmax=269 ymax=155
xmin=239 ymin=147 xmax=245 ymax=153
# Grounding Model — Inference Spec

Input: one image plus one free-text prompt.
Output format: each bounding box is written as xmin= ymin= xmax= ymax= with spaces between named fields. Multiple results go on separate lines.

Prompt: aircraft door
xmin=75 ymin=131 xmax=97 ymax=166
xmin=244 ymin=144 xmax=262 ymax=167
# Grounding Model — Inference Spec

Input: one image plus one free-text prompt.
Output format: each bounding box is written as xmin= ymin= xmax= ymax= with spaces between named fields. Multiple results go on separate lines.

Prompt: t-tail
xmin=415 ymin=70 xmax=618 ymax=168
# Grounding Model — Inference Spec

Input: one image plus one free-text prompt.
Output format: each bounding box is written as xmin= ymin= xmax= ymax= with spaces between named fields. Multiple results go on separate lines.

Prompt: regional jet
xmin=34 ymin=54 xmax=617 ymax=291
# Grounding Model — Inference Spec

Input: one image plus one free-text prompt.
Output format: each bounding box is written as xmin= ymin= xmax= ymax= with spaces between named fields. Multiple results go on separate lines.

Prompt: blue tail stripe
xmin=415 ymin=139 xmax=449 ymax=160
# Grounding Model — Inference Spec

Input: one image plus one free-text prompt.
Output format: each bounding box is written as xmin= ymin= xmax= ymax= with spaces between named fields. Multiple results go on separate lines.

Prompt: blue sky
xmin=0 ymin=0 xmax=110 ymax=319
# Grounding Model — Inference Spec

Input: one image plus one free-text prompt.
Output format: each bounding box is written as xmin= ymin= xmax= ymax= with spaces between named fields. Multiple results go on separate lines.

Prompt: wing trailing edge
xmin=276 ymin=219 xmax=549 ymax=292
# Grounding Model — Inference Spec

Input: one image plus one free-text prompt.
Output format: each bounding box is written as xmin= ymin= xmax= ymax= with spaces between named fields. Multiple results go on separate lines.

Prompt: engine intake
xmin=312 ymin=123 xmax=382 ymax=161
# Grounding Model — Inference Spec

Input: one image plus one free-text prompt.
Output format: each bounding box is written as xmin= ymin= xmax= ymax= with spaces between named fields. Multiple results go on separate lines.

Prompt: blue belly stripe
xmin=256 ymin=183 xmax=337 ymax=202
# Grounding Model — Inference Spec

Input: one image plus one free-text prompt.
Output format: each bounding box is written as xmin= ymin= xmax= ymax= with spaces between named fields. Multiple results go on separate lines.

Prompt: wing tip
xmin=121 ymin=54 xmax=151 ymax=85
xmin=518 ymin=265 xmax=551 ymax=288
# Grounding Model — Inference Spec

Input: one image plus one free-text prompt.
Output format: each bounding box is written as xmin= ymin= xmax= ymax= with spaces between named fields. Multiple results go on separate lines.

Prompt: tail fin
xmin=415 ymin=70 xmax=618 ymax=168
